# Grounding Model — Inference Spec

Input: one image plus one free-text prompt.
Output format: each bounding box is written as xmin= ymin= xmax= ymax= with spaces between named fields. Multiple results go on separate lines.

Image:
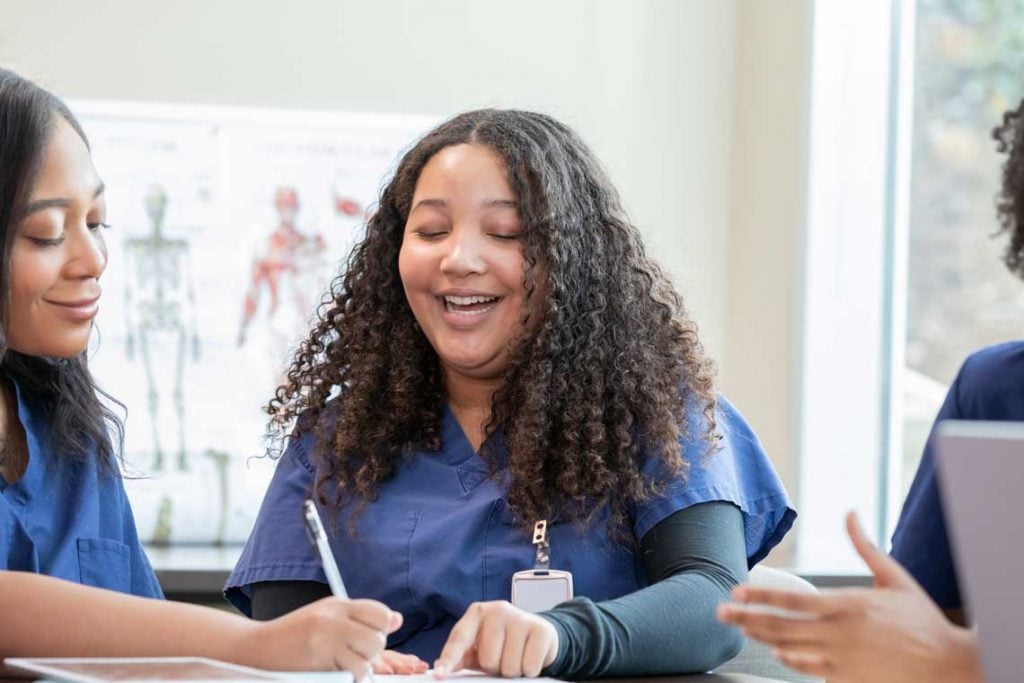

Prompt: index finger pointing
xmin=434 ymin=605 xmax=483 ymax=678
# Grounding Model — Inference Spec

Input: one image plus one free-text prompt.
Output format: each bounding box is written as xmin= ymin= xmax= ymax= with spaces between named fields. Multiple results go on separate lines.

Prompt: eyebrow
xmin=482 ymin=198 xmax=519 ymax=210
xmin=410 ymin=197 xmax=519 ymax=213
xmin=23 ymin=182 xmax=106 ymax=215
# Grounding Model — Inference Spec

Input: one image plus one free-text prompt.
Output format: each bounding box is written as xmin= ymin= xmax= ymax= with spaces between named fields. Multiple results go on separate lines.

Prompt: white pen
xmin=303 ymin=499 xmax=377 ymax=682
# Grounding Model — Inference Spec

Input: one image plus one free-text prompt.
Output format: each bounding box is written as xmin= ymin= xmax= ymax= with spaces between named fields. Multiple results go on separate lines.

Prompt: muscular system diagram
xmin=237 ymin=186 xmax=328 ymax=367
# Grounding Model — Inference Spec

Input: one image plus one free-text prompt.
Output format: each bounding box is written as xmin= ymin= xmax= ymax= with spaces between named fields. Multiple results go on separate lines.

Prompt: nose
xmin=440 ymin=225 xmax=487 ymax=277
xmin=66 ymin=225 xmax=108 ymax=281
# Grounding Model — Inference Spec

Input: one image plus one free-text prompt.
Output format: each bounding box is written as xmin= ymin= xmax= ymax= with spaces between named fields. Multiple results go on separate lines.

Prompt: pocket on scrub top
xmin=77 ymin=537 xmax=132 ymax=593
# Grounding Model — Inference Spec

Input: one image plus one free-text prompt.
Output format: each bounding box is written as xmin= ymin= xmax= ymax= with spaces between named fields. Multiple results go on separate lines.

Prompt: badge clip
xmin=512 ymin=518 xmax=573 ymax=613
xmin=532 ymin=519 xmax=550 ymax=569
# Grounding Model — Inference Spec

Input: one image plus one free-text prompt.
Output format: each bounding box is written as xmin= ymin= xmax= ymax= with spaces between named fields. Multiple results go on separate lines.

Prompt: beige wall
xmin=0 ymin=0 xmax=737 ymax=355
xmin=1 ymin=0 xmax=813 ymax=563
xmin=720 ymin=1 xmax=813 ymax=565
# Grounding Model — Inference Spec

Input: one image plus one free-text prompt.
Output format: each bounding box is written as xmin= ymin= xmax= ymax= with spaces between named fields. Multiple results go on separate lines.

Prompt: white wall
xmin=2 ymin=0 xmax=814 ymax=564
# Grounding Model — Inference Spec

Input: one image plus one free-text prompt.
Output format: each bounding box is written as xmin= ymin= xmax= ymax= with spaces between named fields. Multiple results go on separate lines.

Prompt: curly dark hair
xmin=994 ymin=97 xmax=1024 ymax=277
xmin=267 ymin=109 xmax=718 ymax=533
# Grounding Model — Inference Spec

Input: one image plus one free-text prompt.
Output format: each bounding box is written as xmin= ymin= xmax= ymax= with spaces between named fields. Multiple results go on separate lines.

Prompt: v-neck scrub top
xmin=0 ymin=379 xmax=162 ymax=598
xmin=226 ymin=394 xmax=794 ymax=661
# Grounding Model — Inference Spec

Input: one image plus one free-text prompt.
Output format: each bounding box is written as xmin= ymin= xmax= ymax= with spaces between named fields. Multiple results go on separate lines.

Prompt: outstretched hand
xmin=717 ymin=512 xmax=981 ymax=683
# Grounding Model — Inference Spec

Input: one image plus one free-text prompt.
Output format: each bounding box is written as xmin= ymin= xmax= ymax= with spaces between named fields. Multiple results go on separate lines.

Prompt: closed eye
xmin=28 ymin=236 xmax=64 ymax=247
xmin=87 ymin=222 xmax=112 ymax=232
xmin=415 ymin=229 xmax=448 ymax=239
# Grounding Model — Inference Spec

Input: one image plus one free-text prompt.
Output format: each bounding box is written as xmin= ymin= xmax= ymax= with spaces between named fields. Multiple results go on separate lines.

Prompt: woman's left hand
xmin=433 ymin=601 xmax=559 ymax=679
xmin=372 ymin=649 xmax=429 ymax=675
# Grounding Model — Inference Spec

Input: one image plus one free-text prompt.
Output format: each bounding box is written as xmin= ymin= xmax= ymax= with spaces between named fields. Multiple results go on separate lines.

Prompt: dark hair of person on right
xmin=994 ymin=95 xmax=1024 ymax=277
xmin=267 ymin=108 xmax=719 ymax=534
xmin=0 ymin=68 xmax=122 ymax=470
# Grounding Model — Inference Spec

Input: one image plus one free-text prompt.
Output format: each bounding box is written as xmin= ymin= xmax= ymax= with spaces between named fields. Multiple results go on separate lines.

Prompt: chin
xmin=35 ymin=349 xmax=87 ymax=360
xmin=40 ymin=339 xmax=90 ymax=359
xmin=443 ymin=354 xmax=506 ymax=377
xmin=6 ymin=341 xmax=86 ymax=359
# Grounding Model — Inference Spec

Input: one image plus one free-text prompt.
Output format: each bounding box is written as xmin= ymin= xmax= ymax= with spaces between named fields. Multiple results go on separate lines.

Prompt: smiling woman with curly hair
xmin=227 ymin=109 xmax=794 ymax=679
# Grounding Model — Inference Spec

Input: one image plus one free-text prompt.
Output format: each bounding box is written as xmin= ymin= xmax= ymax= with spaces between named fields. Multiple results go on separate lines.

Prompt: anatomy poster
xmin=74 ymin=101 xmax=437 ymax=544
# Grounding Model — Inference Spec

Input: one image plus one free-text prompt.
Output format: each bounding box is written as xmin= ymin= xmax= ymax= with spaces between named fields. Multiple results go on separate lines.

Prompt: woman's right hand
xmin=240 ymin=597 xmax=402 ymax=677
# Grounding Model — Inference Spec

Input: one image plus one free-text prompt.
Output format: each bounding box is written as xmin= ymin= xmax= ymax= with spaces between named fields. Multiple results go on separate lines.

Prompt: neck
xmin=444 ymin=369 xmax=502 ymax=452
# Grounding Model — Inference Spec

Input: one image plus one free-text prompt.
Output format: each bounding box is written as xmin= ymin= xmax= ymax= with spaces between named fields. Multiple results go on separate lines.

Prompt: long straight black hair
xmin=0 ymin=69 xmax=123 ymax=469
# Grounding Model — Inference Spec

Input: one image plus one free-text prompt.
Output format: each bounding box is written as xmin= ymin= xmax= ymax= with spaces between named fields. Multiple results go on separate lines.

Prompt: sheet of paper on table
xmin=9 ymin=658 xmax=561 ymax=683
xmin=279 ymin=673 xmax=562 ymax=683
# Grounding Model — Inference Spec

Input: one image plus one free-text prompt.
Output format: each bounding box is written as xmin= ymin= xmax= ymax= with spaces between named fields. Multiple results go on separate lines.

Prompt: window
xmin=799 ymin=0 xmax=1024 ymax=571
xmin=899 ymin=0 xmax=1024 ymax=506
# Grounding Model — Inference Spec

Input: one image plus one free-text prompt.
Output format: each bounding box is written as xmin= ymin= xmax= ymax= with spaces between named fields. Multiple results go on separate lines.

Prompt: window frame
xmin=797 ymin=0 xmax=915 ymax=571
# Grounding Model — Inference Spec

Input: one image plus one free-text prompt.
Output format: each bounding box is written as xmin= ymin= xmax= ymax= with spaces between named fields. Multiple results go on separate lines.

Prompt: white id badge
xmin=511 ymin=519 xmax=574 ymax=612
xmin=511 ymin=568 xmax=574 ymax=612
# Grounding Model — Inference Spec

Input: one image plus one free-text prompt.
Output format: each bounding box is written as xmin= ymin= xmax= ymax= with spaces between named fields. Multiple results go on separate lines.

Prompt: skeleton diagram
xmin=147 ymin=451 xmax=230 ymax=547
xmin=237 ymin=187 xmax=327 ymax=366
xmin=124 ymin=185 xmax=200 ymax=472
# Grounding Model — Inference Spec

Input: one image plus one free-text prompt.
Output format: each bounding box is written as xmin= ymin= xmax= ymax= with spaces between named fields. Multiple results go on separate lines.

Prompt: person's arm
xmin=0 ymin=571 xmax=398 ymax=678
xmin=433 ymin=501 xmax=747 ymax=679
xmin=251 ymin=580 xmax=332 ymax=621
xmin=539 ymin=501 xmax=747 ymax=678
xmin=717 ymin=513 xmax=983 ymax=683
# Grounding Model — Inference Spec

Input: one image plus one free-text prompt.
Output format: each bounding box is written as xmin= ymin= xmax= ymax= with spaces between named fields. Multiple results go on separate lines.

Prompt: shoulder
xmin=635 ymin=391 xmax=794 ymax=563
xmin=959 ymin=340 xmax=1024 ymax=379
xmin=677 ymin=393 xmax=758 ymax=454
xmin=953 ymin=341 xmax=1024 ymax=419
xmin=288 ymin=397 xmax=346 ymax=471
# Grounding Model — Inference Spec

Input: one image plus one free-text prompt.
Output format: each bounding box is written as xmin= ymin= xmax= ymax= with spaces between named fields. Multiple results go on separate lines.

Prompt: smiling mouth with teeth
xmin=442 ymin=294 xmax=501 ymax=315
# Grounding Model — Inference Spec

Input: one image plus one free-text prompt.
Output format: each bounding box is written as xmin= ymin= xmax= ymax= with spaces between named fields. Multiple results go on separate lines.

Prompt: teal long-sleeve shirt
xmin=540 ymin=501 xmax=747 ymax=678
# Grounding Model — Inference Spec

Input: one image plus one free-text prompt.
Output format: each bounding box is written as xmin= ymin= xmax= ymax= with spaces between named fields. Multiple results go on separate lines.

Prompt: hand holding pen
xmin=302 ymin=499 xmax=404 ymax=679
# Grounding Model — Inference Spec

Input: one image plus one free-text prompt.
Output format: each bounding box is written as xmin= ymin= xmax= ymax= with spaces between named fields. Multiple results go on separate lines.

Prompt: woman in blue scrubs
xmin=717 ymin=98 xmax=1024 ymax=683
xmin=227 ymin=109 xmax=796 ymax=679
xmin=0 ymin=69 xmax=398 ymax=675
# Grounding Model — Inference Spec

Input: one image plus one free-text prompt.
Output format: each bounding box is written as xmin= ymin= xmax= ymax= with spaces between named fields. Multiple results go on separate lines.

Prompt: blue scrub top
xmin=892 ymin=341 xmax=1024 ymax=611
xmin=0 ymin=379 xmax=163 ymax=598
xmin=226 ymin=394 xmax=794 ymax=661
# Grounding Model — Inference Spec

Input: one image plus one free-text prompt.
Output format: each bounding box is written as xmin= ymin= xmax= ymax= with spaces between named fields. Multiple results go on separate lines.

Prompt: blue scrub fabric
xmin=0 ymin=379 xmax=162 ymax=598
xmin=226 ymin=394 xmax=794 ymax=661
xmin=892 ymin=340 xmax=1024 ymax=611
